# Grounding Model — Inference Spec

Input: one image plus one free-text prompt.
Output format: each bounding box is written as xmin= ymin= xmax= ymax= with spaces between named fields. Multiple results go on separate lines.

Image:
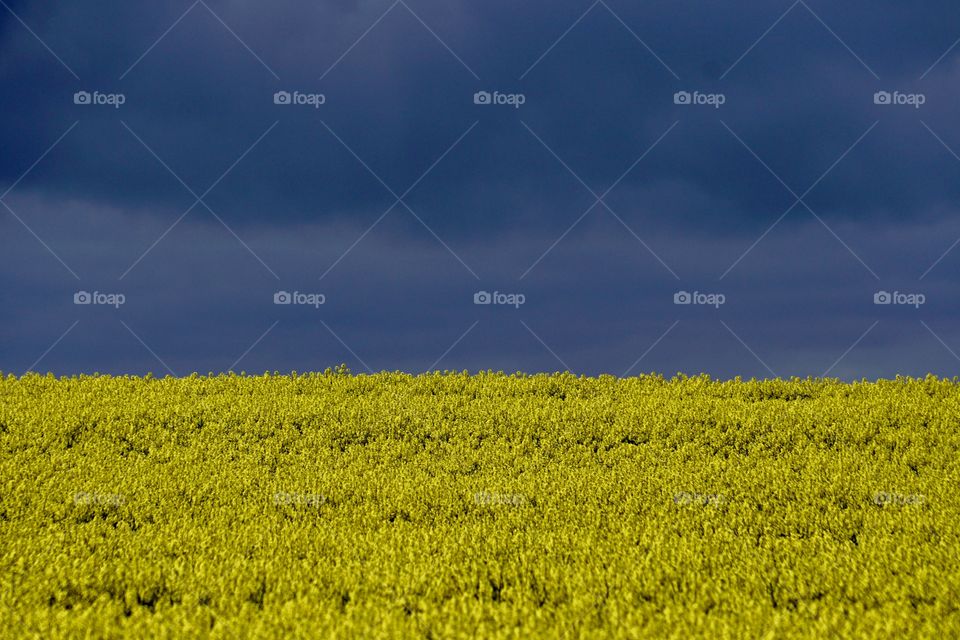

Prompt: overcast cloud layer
xmin=2 ymin=0 xmax=960 ymax=379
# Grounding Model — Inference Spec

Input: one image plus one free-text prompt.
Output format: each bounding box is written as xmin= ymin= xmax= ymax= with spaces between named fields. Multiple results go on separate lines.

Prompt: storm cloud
xmin=2 ymin=0 xmax=959 ymax=378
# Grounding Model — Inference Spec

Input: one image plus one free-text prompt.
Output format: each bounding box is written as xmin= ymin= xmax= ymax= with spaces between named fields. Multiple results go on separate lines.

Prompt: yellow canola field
xmin=1 ymin=371 xmax=958 ymax=639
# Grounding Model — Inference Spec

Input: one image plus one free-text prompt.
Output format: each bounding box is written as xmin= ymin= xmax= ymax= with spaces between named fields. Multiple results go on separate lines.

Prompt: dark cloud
xmin=2 ymin=1 xmax=960 ymax=377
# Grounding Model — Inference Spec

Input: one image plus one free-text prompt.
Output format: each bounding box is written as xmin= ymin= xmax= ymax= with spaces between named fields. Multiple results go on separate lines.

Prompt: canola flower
xmin=0 ymin=370 xmax=958 ymax=638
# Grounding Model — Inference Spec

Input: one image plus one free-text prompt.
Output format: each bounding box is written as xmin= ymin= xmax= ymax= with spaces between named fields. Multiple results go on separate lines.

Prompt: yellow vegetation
xmin=1 ymin=371 xmax=958 ymax=638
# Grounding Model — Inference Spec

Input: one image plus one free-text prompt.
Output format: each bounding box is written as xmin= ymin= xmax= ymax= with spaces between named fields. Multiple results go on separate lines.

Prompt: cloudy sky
xmin=2 ymin=0 xmax=960 ymax=379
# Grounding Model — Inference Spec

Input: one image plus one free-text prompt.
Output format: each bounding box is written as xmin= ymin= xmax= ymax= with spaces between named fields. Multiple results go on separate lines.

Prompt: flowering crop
xmin=1 ymin=371 xmax=958 ymax=638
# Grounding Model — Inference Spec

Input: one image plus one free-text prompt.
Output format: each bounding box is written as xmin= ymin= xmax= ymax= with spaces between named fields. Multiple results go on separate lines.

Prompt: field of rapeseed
xmin=1 ymin=370 xmax=958 ymax=638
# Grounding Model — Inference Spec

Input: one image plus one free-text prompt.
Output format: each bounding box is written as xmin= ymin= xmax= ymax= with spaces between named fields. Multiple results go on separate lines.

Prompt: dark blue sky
xmin=2 ymin=0 xmax=959 ymax=379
